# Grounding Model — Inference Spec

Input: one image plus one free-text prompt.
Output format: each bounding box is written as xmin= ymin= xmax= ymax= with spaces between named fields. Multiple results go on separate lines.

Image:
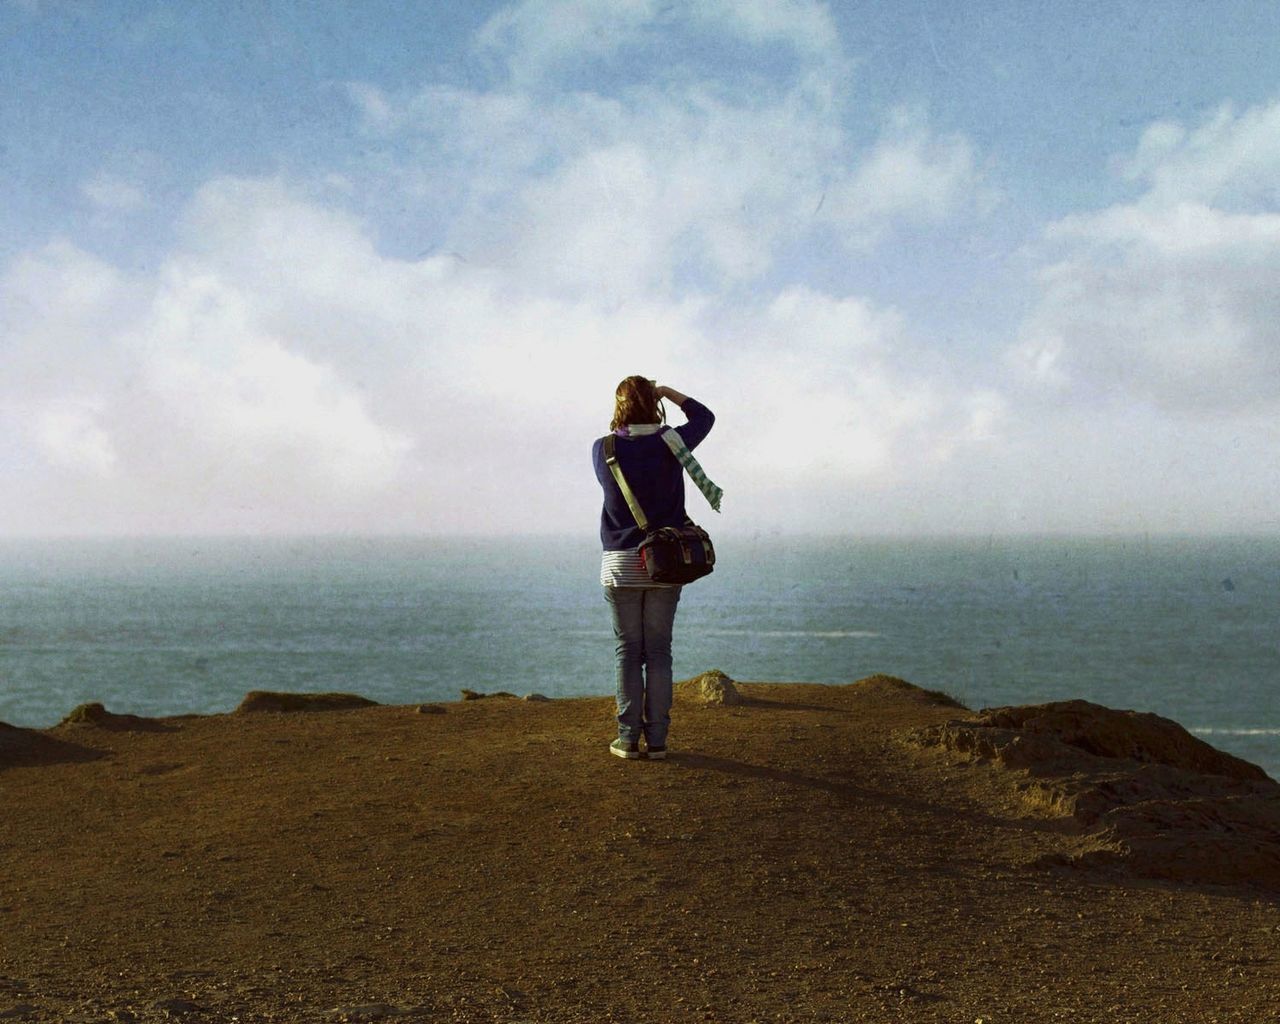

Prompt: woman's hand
xmin=655 ymin=384 xmax=689 ymax=406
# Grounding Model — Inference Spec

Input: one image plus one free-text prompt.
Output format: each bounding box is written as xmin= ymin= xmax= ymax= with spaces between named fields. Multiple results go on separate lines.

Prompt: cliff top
xmin=3 ymin=674 xmax=1279 ymax=1023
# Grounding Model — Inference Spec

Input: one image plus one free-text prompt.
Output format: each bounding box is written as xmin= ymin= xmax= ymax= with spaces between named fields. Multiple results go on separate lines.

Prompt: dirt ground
xmin=2 ymin=677 xmax=1279 ymax=1023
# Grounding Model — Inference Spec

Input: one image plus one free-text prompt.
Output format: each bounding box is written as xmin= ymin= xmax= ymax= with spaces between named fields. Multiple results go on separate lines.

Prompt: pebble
xmin=324 ymin=1005 xmax=405 ymax=1022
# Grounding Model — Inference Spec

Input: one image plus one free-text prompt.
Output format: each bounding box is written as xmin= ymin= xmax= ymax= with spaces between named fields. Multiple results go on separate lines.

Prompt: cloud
xmin=349 ymin=9 xmax=980 ymax=301
xmin=132 ymin=266 xmax=414 ymax=495
xmin=0 ymin=200 xmax=414 ymax=528
xmin=722 ymin=287 xmax=1005 ymax=485
xmin=826 ymin=106 xmax=982 ymax=242
xmin=689 ymin=0 xmax=840 ymax=56
xmin=345 ymin=82 xmax=395 ymax=129
xmin=1012 ymin=99 xmax=1280 ymax=415
xmin=475 ymin=0 xmax=658 ymax=85
xmin=474 ymin=0 xmax=840 ymax=87
xmin=35 ymin=400 xmax=117 ymax=477
xmin=81 ymin=173 xmax=148 ymax=212
xmin=1 ymin=1 xmax=999 ymax=534
xmin=0 ymin=240 xmax=143 ymax=400
xmin=1 ymin=168 xmax=999 ymax=532
xmin=1119 ymin=101 xmax=1280 ymax=210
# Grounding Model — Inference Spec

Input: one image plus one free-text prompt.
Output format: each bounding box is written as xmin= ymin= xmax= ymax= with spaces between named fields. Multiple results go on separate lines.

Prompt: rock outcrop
xmin=852 ymin=674 xmax=966 ymax=709
xmin=235 ymin=692 xmax=378 ymax=714
xmin=952 ymin=700 xmax=1266 ymax=781
xmin=57 ymin=703 xmax=170 ymax=732
xmin=912 ymin=700 xmax=1280 ymax=889
xmin=676 ymin=669 xmax=744 ymax=706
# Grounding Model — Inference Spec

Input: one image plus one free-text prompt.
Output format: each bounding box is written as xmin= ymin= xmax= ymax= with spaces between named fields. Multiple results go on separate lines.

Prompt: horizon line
xmin=2 ymin=530 xmax=1280 ymax=542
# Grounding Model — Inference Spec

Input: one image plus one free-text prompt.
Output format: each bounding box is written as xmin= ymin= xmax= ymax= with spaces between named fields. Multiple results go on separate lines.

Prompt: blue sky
xmin=4 ymin=0 xmax=1280 ymax=535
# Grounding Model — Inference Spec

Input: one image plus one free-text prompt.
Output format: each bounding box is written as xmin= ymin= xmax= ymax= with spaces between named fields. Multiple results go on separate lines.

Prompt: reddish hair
xmin=610 ymin=375 xmax=665 ymax=431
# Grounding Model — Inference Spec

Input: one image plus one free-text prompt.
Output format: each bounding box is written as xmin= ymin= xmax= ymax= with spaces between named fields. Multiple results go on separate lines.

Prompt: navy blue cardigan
xmin=592 ymin=398 xmax=715 ymax=551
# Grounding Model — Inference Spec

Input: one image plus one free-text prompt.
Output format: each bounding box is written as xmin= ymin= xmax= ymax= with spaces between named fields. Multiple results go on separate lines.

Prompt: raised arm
xmin=657 ymin=384 xmax=714 ymax=449
xmin=655 ymin=384 xmax=689 ymax=406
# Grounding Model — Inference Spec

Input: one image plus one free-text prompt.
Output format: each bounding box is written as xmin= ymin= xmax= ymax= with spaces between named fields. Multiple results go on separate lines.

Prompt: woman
xmin=592 ymin=376 xmax=716 ymax=760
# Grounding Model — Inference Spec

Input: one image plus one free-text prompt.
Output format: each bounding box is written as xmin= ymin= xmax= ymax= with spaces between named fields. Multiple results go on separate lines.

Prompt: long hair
xmin=610 ymin=375 xmax=665 ymax=431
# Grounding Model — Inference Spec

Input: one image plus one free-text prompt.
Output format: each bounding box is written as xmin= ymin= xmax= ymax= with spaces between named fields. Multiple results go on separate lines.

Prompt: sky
xmin=3 ymin=0 xmax=1280 ymax=537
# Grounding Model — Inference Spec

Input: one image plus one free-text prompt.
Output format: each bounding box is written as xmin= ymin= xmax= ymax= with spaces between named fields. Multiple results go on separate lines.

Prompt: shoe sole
xmin=610 ymin=745 xmax=641 ymax=759
xmin=645 ymin=750 xmax=667 ymax=760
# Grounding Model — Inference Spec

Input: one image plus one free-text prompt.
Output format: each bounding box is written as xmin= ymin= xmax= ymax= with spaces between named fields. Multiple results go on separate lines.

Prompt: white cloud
xmin=35 ymin=400 xmax=117 ymax=477
xmin=0 ymin=173 xmax=998 ymax=533
xmin=0 ymin=1 xmax=1000 ymax=534
xmin=0 ymin=193 xmax=415 ymax=521
xmin=133 ymin=267 xmax=414 ymax=495
xmin=474 ymin=0 xmax=839 ymax=88
xmin=720 ymin=287 xmax=1004 ymax=486
xmin=82 ymin=173 xmax=148 ymax=212
xmin=349 ymin=21 xmax=980 ymax=300
xmin=688 ymin=0 xmax=839 ymax=55
xmin=827 ymin=106 xmax=981 ymax=242
xmin=1119 ymin=101 xmax=1280 ymax=210
xmin=345 ymin=82 xmax=395 ymax=129
xmin=476 ymin=0 xmax=658 ymax=86
xmin=1013 ymin=99 xmax=1280 ymax=415
xmin=0 ymin=240 xmax=144 ymax=401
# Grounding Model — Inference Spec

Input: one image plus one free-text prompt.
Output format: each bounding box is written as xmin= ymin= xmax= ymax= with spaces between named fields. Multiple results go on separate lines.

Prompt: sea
xmin=1 ymin=535 xmax=1277 ymax=780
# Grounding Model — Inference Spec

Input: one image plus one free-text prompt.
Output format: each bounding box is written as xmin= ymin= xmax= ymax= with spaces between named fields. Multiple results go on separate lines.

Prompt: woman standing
xmin=592 ymin=376 xmax=716 ymax=760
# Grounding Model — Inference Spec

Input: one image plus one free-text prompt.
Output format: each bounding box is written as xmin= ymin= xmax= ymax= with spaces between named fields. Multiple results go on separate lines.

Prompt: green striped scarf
xmin=661 ymin=429 xmax=723 ymax=513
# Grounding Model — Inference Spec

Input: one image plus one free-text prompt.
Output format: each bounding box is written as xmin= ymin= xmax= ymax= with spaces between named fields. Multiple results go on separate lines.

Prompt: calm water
xmin=1 ymin=535 xmax=1277 ymax=778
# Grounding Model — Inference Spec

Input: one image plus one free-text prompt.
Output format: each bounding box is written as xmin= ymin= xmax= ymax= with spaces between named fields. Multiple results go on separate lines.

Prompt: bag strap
xmin=603 ymin=434 xmax=650 ymax=532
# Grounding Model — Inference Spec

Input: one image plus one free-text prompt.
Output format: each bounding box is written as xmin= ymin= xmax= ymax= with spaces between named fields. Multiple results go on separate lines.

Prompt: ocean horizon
xmin=2 ymin=533 xmax=1277 ymax=779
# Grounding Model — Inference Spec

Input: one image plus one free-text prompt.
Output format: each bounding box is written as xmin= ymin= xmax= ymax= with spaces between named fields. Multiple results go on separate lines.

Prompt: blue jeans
xmin=604 ymin=586 xmax=682 ymax=747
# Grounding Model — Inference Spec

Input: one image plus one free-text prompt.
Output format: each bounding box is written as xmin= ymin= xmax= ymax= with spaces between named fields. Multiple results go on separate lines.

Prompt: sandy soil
xmin=2 ymin=676 xmax=1278 ymax=1023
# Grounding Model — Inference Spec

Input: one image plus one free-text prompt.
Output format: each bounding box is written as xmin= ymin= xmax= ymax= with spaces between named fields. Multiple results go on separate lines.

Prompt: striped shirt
xmin=600 ymin=547 xmax=677 ymax=589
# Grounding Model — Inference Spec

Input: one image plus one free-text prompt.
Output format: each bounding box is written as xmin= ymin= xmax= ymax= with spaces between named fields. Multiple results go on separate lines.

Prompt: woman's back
xmin=592 ymin=397 xmax=715 ymax=551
